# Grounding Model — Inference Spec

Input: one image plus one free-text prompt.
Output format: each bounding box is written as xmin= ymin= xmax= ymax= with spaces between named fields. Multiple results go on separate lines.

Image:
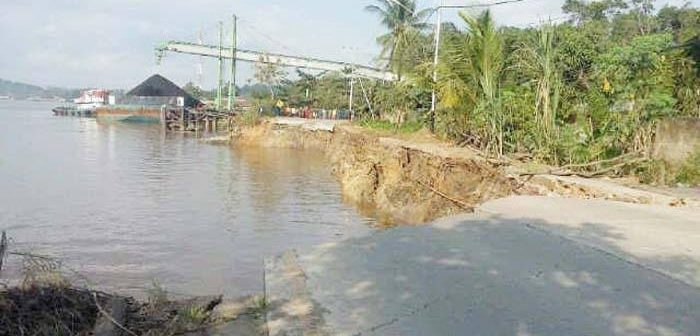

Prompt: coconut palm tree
xmin=365 ymin=0 xmax=433 ymax=78
xmin=461 ymin=10 xmax=505 ymax=156
xmin=436 ymin=10 xmax=505 ymax=156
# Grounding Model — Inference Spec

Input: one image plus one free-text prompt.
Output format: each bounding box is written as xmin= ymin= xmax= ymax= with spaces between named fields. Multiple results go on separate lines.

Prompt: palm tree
xmin=461 ymin=10 xmax=505 ymax=156
xmin=434 ymin=10 xmax=504 ymax=155
xmin=365 ymin=0 xmax=433 ymax=78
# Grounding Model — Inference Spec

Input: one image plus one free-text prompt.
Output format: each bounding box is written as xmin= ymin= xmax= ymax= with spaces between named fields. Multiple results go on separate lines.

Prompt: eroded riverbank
xmin=231 ymin=118 xmax=700 ymax=225
xmin=232 ymin=119 xmax=522 ymax=224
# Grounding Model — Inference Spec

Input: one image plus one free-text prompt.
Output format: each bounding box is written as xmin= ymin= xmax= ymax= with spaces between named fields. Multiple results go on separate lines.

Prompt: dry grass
xmin=0 ymin=285 xmax=102 ymax=336
xmin=0 ymin=252 xmax=235 ymax=336
xmin=0 ymin=253 xmax=103 ymax=336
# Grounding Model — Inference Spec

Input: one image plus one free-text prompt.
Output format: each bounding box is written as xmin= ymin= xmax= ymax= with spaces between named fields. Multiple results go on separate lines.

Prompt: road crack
xmin=353 ymin=295 xmax=449 ymax=335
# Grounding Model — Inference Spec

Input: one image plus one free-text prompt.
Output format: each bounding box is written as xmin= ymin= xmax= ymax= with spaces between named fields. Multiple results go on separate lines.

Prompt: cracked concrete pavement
xmin=265 ymin=196 xmax=700 ymax=335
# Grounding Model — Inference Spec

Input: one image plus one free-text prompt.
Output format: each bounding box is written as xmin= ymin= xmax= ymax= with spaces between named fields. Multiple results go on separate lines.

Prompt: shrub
xmin=675 ymin=151 xmax=700 ymax=186
xmin=358 ymin=119 xmax=424 ymax=134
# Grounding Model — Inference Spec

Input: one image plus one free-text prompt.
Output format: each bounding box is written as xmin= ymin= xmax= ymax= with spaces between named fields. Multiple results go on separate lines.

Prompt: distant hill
xmin=0 ymin=78 xmax=80 ymax=100
xmin=0 ymin=79 xmax=43 ymax=98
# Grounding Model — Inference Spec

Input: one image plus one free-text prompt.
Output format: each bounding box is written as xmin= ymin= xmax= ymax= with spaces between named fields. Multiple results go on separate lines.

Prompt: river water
xmin=0 ymin=101 xmax=375 ymax=298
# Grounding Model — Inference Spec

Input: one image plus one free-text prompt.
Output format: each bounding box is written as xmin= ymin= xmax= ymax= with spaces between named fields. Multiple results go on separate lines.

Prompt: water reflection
xmin=0 ymin=101 xmax=375 ymax=298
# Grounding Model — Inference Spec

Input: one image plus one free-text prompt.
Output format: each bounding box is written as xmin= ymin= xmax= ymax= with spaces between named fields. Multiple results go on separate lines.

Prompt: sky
xmin=0 ymin=0 xmax=696 ymax=90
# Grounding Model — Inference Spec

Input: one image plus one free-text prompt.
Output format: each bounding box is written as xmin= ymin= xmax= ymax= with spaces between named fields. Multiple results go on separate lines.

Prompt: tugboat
xmin=52 ymin=89 xmax=109 ymax=117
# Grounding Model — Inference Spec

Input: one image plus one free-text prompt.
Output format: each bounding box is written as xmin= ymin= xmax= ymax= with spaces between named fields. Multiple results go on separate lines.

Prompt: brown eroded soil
xmin=233 ymin=120 xmax=521 ymax=224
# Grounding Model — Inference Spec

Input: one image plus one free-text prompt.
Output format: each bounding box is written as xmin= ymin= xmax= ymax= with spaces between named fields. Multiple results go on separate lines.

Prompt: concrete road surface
xmin=480 ymin=196 xmax=700 ymax=289
xmin=265 ymin=197 xmax=700 ymax=336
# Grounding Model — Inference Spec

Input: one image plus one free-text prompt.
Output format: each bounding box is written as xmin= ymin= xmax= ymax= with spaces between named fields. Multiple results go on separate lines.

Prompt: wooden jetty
xmin=92 ymin=105 xmax=234 ymax=133
xmin=52 ymin=106 xmax=95 ymax=117
xmin=161 ymin=106 xmax=235 ymax=133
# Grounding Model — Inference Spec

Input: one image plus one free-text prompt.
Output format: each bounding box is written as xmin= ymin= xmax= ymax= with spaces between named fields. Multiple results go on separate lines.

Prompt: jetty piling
xmin=159 ymin=106 xmax=234 ymax=133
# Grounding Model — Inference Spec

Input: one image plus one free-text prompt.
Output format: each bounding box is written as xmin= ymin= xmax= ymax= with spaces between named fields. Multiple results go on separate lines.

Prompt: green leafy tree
xmin=562 ymin=0 xmax=628 ymax=23
xmin=254 ymin=55 xmax=287 ymax=100
xmin=365 ymin=0 xmax=433 ymax=78
xmin=314 ymin=73 xmax=348 ymax=109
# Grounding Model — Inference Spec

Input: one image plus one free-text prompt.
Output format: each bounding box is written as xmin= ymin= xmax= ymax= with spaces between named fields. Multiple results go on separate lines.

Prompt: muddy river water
xmin=0 ymin=101 xmax=376 ymax=298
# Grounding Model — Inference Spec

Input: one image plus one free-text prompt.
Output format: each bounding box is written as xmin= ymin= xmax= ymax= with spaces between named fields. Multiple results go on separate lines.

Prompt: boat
xmin=52 ymin=89 xmax=109 ymax=117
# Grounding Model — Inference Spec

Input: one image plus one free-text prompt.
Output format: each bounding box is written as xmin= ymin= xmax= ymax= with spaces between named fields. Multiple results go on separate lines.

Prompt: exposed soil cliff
xmin=232 ymin=120 xmax=521 ymax=224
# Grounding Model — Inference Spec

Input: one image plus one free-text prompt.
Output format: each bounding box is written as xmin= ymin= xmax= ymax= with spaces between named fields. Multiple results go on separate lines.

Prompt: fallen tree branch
xmin=574 ymin=158 xmax=648 ymax=178
xmin=559 ymin=152 xmax=641 ymax=170
xmin=93 ymin=293 xmax=137 ymax=336
xmin=415 ymin=179 xmax=474 ymax=211
xmin=520 ymin=157 xmax=648 ymax=178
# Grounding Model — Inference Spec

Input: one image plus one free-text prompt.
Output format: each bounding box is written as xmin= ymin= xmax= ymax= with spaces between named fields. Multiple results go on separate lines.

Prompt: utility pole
xmin=197 ymin=30 xmax=204 ymax=91
xmin=428 ymin=0 xmax=525 ymax=129
xmin=349 ymin=76 xmax=354 ymax=120
xmin=216 ymin=21 xmax=224 ymax=110
xmin=228 ymin=15 xmax=237 ymax=112
xmin=430 ymin=0 xmax=443 ymax=130
xmin=358 ymin=77 xmax=374 ymax=118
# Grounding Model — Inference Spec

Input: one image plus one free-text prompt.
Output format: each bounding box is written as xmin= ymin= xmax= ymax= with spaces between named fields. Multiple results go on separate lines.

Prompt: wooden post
xmin=160 ymin=106 xmax=167 ymax=131
xmin=180 ymin=109 xmax=185 ymax=131
xmin=0 ymin=231 xmax=7 ymax=273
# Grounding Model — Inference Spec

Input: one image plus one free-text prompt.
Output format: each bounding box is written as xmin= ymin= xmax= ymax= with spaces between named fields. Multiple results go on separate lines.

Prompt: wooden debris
xmin=415 ymin=180 xmax=474 ymax=211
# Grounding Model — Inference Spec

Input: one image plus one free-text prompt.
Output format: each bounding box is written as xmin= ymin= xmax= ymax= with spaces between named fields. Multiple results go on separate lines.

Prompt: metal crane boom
xmin=156 ymin=41 xmax=398 ymax=82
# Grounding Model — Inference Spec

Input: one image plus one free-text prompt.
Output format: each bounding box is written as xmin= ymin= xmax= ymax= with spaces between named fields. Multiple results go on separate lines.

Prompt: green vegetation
xmin=178 ymin=305 xmax=210 ymax=325
xmin=147 ymin=279 xmax=169 ymax=307
xmin=636 ymin=150 xmax=700 ymax=187
xmin=237 ymin=107 xmax=263 ymax=126
xmin=254 ymin=55 xmax=287 ymax=100
xmin=273 ymin=1 xmax=699 ymax=174
xmin=365 ymin=0 xmax=434 ymax=78
xmin=358 ymin=119 xmax=424 ymax=134
xmin=675 ymin=150 xmax=700 ymax=186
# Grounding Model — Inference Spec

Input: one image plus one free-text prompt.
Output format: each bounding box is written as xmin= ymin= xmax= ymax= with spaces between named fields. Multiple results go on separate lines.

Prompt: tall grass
xmin=358 ymin=119 xmax=424 ymax=134
xmin=515 ymin=22 xmax=561 ymax=136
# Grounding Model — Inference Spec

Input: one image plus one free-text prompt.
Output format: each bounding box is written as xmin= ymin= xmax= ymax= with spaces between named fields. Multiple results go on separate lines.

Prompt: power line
xmin=386 ymin=0 xmax=417 ymax=14
xmin=236 ymin=17 xmax=303 ymax=55
xmin=439 ymin=0 xmax=526 ymax=9
xmin=389 ymin=0 xmax=530 ymax=14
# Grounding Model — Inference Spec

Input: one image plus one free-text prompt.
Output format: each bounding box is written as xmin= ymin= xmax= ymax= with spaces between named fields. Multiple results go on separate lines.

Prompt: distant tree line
xmin=0 ymin=78 xmax=82 ymax=100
